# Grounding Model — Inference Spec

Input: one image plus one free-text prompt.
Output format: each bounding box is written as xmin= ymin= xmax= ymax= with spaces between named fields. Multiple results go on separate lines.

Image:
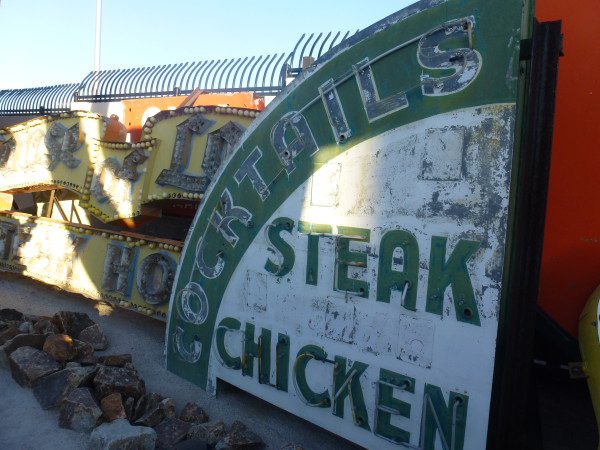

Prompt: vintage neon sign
xmin=0 ymin=211 xmax=181 ymax=318
xmin=166 ymin=0 xmax=531 ymax=448
xmin=0 ymin=108 xmax=255 ymax=222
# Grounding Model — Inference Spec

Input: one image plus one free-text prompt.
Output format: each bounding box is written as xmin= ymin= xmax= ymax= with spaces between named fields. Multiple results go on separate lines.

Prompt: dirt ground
xmin=0 ymin=272 xmax=357 ymax=450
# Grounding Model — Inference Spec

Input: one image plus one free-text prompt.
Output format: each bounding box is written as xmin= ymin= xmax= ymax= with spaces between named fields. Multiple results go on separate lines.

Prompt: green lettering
xmin=243 ymin=323 xmax=271 ymax=383
xmin=216 ymin=317 xmax=241 ymax=370
xmin=265 ymin=217 xmax=295 ymax=277
xmin=335 ymin=226 xmax=370 ymax=298
xmin=333 ymin=356 xmax=370 ymax=431
xmin=421 ymin=384 xmax=469 ymax=450
xmin=298 ymin=221 xmax=332 ymax=285
xmin=276 ymin=333 xmax=290 ymax=391
xmin=376 ymin=230 xmax=419 ymax=310
xmin=426 ymin=236 xmax=481 ymax=325
xmin=375 ymin=368 xmax=414 ymax=444
xmin=293 ymin=345 xmax=331 ymax=407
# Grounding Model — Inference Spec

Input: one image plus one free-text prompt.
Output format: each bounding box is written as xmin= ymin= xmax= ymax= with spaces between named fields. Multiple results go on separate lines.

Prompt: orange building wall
xmin=536 ymin=0 xmax=600 ymax=336
xmin=122 ymin=92 xmax=263 ymax=142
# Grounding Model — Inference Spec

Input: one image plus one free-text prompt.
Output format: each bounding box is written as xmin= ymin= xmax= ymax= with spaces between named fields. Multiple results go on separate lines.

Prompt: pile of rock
xmin=0 ymin=308 xmax=266 ymax=449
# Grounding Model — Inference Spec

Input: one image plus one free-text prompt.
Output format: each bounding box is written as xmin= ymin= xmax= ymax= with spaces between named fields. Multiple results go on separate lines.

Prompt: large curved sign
xmin=166 ymin=0 xmax=531 ymax=448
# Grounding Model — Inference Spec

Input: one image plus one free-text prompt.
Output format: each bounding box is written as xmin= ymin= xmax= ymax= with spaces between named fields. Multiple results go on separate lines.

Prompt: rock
xmin=78 ymin=324 xmax=108 ymax=351
xmin=124 ymin=396 xmax=135 ymax=421
xmin=175 ymin=439 xmax=209 ymax=450
xmin=0 ymin=325 xmax=20 ymax=345
xmin=43 ymin=334 xmax=76 ymax=362
xmin=73 ymin=339 xmax=94 ymax=361
xmin=0 ymin=308 xmax=23 ymax=322
xmin=18 ymin=321 xmax=33 ymax=334
xmin=280 ymin=445 xmax=305 ymax=450
xmin=65 ymin=361 xmax=81 ymax=368
xmin=58 ymin=387 xmax=102 ymax=432
xmin=101 ymin=393 xmax=127 ymax=421
xmin=93 ymin=365 xmax=145 ymax=401
xmin=188 ymin=421 xmax=226 ymax=447
xmin=216 ymin=421 xmax=264 ymax=449
xmin=8 ymin=346 xmax=61 ymax=387
xmin=97 ymin=354 xmax=132 ymax=367
xmin=135 ymin=398 xmax=175 ymax=427
xmin=24 ymin=313 xmax=45 ymax=324
xmin=52 ymin=311 xmax=95 ymax=338
xmin=179 ymin=401 xmax=209 ymax=424
xmin=0 ymin=333 xmax=46 ymax=368
xmin=78 ymin=354 xmax=99 ymax=366
xmin=133 ymin=392 xmax=164 ymax=421
xmin=89 ymin=418 xmax=156 ymax=450
xmin=33 ymin=365 xmax=98 ymax=409
xmin=33 ymin=319 xmax=59 ymax=335
xmin=154 ymin=417 xmax=192 ymax=449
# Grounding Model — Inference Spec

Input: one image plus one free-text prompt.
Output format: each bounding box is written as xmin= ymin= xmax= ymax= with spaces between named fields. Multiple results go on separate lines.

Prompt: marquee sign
xmin=0 ymin=211 xmax=181 ymax=318
xmin=165 ymin=0 xmax=532 ymax=448
xmin=0 ymin=108 xmax=255 ymax=222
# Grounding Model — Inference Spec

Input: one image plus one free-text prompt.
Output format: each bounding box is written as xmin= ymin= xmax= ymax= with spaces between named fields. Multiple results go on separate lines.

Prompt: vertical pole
xmin=94 ymin=0 xmax=102 ymax=73
xmin=93 ymin=0 xmax=102 ymax=96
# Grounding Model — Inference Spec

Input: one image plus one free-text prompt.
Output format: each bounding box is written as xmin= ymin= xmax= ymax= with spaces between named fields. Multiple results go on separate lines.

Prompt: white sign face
xmin=210 ymin=105 xmax=514 ymax=449
xmin=166 ymin=1 xmax=530 ymax=448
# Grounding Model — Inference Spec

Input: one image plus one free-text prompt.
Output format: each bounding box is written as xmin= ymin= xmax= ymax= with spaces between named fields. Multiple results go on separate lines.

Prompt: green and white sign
xmin=166 ymin=0 xmax=532 ymax=448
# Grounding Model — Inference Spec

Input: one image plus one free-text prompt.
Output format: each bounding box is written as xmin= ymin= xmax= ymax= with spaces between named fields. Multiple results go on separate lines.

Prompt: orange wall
xmin=122 ymin=92 xmax=263 ymax=141
xmin=537 ymin=0 xmax=600 ymax=336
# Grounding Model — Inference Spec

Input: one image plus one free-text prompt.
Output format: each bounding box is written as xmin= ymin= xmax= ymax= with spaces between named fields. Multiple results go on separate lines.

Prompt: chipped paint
xmin=166 ymin=0 xmax=529 ymax=448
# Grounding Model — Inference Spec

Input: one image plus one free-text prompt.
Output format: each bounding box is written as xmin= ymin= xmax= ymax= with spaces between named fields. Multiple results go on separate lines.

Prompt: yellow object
xmin=0 ymin=211 xmax=180 ymax=320
xmin=579 ymin=284 xmax=600 ymax=449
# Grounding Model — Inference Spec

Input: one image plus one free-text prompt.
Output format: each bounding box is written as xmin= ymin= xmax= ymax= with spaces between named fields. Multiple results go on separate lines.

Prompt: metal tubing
xmin=199 ymin=60 xmax=219 ymax=90
xmin=269 ymin=53 xmax=286 ymax=88
xmin=238 ymin=56 xmax=255 ymax=88
xmin=224 ymin=58 xmax=242 ymax=90
xmin=130 ymin=67 xmax=152 ymax=95
xmin=192 ymin=60 xmax=215 ymax=90
xmin=110 ymin=68 xmax=133 ymax=97
xmin=208 ymin=59 xmax=228 ymax=90
xmin=261 ymin=54 xmax=279 ymax=88
xmin=141 ymin=66 xmax=163 ymax=94
xmin=298 ymin=33 xmax=315 ymax=67
xmin=317 ymin=32 xmax=333 ymax=59
xmin=216 ymin=58 xmax=236 ymax=90
xmin=165 ymin=62 xmax=186 ymax=92
xmin=308 ymin=33 xmax=323 ymax=61
xmin=181 ymin=61 xmax=202 ymax=91
xmin=246 ymin=55 xmax=263 ymax=88
xmin=253 ymin=54 xmax=270 ymax=88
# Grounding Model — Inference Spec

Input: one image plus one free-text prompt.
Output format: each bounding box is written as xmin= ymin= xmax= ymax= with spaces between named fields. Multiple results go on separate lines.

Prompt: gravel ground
xmin=0 ymin=272 xmax=358 ymax=450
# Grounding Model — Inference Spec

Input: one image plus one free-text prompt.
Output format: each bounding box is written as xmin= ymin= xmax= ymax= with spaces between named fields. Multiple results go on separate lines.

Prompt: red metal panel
xmin=537 ymin=0 xmax=600 ymax=336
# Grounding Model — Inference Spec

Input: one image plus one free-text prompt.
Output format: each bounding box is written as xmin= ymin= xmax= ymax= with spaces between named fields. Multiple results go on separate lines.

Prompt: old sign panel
xmin=166 ymin=0 xmax=532 ymax=448
xmin=0 ymin=211 xmax=181 ymax=319
xmin=0 ymin=109 xmax=253 ymax=223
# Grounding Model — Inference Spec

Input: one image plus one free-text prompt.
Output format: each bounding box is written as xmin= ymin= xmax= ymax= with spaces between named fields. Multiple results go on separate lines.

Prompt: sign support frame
xmin=487 ymin=19 xmax=563 ymax=450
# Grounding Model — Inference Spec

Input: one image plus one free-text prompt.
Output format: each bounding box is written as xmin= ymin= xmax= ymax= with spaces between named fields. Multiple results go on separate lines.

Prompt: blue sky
xmin=0 ymin=0 xmax=417 ymax=89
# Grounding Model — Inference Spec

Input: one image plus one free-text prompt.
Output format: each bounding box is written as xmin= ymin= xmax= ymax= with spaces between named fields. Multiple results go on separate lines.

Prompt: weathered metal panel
xmin=0 ymin=212 xmax=181 ymax=319
xmin=0 ymin=108 xmax=254 ymax=222
xmin=164 ymin=0 xmax=530 ymax=448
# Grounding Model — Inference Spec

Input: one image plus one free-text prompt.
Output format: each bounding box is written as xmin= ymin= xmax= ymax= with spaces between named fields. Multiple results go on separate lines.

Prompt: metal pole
xmin=94 ymin=0 xmax=102 ymax=73
xmin=92 ymin=0 xmax=102 ymax=97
